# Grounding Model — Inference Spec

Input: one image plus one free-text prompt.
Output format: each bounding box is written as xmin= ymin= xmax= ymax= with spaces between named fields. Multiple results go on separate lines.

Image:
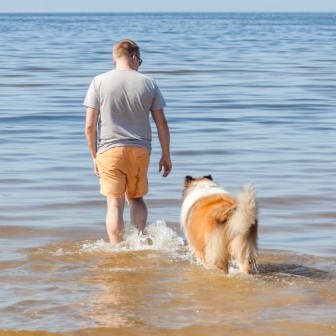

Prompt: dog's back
xmin=185 ymin=193 xmax=237 ymax=271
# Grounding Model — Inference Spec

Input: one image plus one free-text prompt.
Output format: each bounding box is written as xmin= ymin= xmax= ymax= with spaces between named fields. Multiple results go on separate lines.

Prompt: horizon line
xmin=0 ymin=10 xmax=335 ymax=14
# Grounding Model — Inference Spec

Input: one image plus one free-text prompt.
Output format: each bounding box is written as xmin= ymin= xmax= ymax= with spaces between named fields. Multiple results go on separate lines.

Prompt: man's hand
xmin=159 ymin=156 xmax=172 ymax=177
xmin=93 ymin=158 xmax=100 ymax=177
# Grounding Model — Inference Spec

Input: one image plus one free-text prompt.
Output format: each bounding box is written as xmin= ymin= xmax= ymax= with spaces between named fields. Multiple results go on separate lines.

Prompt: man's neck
xmin=115 ymin=64 xmax=133 ymax=70
xmin=114 ymin=58 xmax=136 ymax=71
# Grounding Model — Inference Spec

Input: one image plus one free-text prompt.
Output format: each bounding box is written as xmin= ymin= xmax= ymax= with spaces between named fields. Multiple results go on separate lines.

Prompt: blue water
xmin=1 ymin=12 xmax=335 ymax=256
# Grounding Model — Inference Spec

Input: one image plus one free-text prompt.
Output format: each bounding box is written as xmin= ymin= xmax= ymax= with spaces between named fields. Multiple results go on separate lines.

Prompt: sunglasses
xmin=133 ymin=54 xmax=143 ymax=66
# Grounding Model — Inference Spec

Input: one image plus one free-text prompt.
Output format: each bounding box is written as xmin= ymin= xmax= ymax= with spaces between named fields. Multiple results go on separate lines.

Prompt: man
xmin=84 ymin=39 xmax=172 ymax=244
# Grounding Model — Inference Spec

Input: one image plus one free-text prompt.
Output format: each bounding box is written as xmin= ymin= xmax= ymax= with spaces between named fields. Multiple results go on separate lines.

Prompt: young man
xmin=84 ymin=39 xmax=172 ymax=244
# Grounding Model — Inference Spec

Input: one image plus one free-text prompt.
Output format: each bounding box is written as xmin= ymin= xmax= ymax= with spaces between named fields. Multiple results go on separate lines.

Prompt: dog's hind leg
xmin=216 ymin=253 xmax=229 ymax=274
xmin=205 ymin=228 xmax=230 ymax=273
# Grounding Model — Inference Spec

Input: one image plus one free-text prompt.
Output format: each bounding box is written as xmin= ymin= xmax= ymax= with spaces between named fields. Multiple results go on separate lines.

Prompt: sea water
xmin=0 ymin=13 xmax=335 ymax=335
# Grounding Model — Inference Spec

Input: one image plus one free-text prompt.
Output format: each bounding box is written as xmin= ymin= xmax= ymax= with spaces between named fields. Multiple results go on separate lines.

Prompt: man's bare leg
xmin=106 ymin=197 xmax=125 ymax=244
xmin=128 ymin=197 xmax=147 ymax=234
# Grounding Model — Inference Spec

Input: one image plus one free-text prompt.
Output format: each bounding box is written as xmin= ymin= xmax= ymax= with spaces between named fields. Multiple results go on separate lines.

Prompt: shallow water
xmin=1 ymin=222 xmax=335 ymax=335
xmin=0 ymin=12 xmax=336 ymax=335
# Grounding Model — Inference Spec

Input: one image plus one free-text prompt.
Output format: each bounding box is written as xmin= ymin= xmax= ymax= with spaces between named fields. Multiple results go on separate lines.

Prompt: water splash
xmin=81 ymin=220 xmax=185 ymax=253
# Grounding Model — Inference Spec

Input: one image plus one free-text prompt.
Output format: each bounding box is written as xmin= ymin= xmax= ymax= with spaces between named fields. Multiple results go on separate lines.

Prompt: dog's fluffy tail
xmin=228 ymin=184 xmax=258 ymax=269
xmin=229 ymin=185 xmax=258 ymax=237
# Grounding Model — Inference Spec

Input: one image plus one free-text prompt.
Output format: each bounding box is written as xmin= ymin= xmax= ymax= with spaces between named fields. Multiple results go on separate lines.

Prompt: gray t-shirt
xmin=84 ymin=69 xmax=166 ymax=153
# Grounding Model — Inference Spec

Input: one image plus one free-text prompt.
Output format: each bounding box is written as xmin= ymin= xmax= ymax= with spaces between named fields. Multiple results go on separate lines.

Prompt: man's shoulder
xmin=93 ymin=70 xmax=114 ymax=82
xmin=136 ymin=72 xmax=157 ymax=86
xmin=138 ymin=71 xmax=155 ymax=80
xmin=123 ymin=71 xmax=158 ymax=88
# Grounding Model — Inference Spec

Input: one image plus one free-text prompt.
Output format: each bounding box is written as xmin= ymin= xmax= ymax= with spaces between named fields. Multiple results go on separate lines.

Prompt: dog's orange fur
xmin=187 ymin=194 xmax=235 ymax=261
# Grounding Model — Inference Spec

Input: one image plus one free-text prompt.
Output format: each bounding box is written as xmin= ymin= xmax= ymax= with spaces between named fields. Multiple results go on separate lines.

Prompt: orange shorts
xmin=95 ymin=146 xmax=150 ymax=199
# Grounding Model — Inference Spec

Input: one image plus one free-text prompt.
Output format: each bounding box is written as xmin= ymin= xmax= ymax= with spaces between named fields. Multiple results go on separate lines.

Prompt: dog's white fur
xmin=180 ymin=179 xmax=227 ymax=238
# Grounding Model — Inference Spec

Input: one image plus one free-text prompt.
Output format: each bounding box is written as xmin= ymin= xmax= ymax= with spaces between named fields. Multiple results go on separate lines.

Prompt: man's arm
xmin=85 ymin=107 xmax=100 ymax=176
xmin=151 ymin=109 xmax=172 ymax=177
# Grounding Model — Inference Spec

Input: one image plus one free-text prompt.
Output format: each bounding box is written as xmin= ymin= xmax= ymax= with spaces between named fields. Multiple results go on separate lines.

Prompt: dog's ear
xmin=203 ymin=175 xmax=213 ymax=181
xmin=184 ymin=175 xmax=194 ymax=187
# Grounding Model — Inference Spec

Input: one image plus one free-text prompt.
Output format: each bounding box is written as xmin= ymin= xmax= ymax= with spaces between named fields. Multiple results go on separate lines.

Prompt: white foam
xmin=53 ymin=248 xmax=75 ymax=256
xmin=51 ymin=221 xmax=243 ymax=274
xmin=81 ymin=220 xmax=185 ymax=254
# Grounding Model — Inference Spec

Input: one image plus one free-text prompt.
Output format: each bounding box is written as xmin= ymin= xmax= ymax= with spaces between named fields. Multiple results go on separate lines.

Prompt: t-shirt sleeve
xmin=150 ymin=81 xmax=166 ymax=112
xmin=83 ymin=79 xmax=100 ymax=110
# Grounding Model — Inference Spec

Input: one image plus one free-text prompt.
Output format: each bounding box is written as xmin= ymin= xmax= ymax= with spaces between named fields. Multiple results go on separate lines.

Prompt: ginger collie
xmin=181 ymin=175 xmax=258 ymax=274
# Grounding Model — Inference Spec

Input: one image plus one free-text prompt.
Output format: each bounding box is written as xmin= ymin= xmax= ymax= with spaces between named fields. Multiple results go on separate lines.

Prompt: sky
xmin=1 ymin=0 xmax=336 ymax=13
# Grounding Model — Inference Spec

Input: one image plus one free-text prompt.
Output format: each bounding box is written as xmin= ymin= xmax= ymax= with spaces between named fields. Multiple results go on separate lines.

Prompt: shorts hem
xmin=100 ymin=191 xmax=148 ymax=199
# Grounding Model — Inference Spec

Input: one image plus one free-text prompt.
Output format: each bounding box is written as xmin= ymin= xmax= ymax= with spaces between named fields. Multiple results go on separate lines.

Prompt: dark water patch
xmin=174 ymin=149 xmax=233 ymax=157
xmin=0 ymin=83 xmax=48 ymax=88
xmin=316 ymin=212 xmax=336 ymax=220
xmin=260 ymin=195 xmax=331 ymax=208
xmin=258 ymin=263 xmax=331 ymax=281
xmin=1 ymin=114 xmax=82 ymax=124
xmin=0 ymin=178 xmax=34 ymax=185
xmin=16 ymin=66 xmax=59 ymax=72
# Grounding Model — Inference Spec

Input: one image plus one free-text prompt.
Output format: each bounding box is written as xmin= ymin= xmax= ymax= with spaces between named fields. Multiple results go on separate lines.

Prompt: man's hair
xmin=113 ymin=39 xmax=140 ymax=59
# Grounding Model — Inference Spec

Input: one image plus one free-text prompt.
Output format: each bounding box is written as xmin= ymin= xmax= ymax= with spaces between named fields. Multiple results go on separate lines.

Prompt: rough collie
xmin=180 ymin=175 xmax=258 ymax=274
